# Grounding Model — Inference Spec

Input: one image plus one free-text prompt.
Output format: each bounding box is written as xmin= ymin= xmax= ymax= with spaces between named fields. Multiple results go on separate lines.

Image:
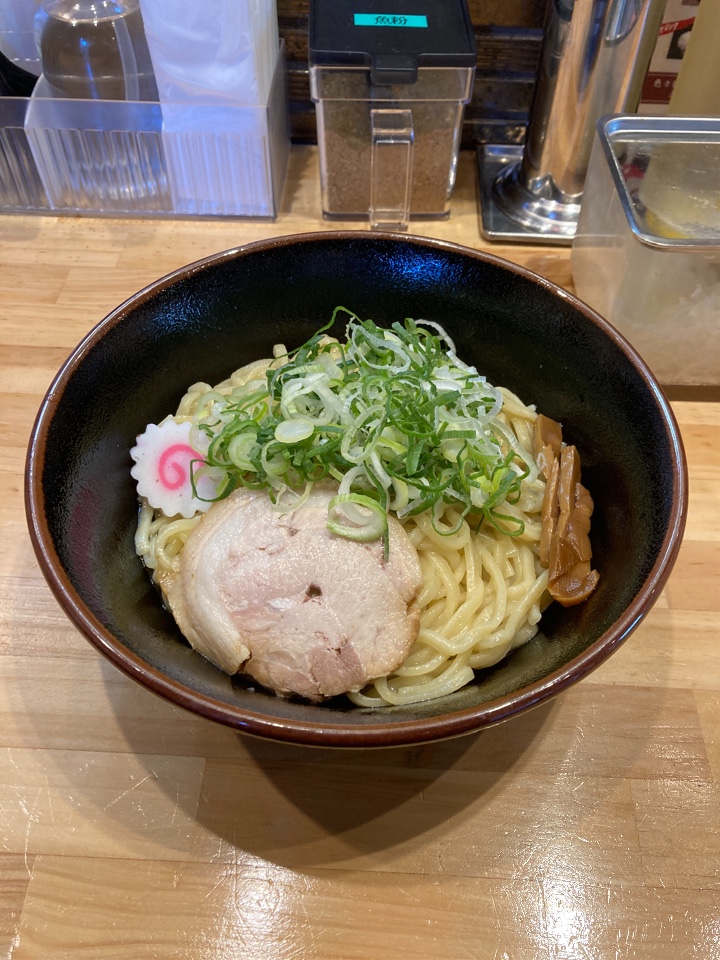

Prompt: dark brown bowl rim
xmin=25 ymin=231 xmax=688 ymax=748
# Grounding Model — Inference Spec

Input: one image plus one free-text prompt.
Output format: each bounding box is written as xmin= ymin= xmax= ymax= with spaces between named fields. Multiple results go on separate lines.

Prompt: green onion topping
xmin=189 ymin=308 xmax=537 ymax=542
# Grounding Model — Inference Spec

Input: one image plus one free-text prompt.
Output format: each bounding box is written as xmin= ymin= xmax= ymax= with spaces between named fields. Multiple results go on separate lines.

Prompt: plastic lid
xmin=309 ymin=0 xmax=476 ymax=85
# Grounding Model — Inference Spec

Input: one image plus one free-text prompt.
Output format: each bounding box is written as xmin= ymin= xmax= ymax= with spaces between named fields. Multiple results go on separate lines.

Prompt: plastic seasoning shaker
xmin=309 ymin=0 xmax=476 ymax=230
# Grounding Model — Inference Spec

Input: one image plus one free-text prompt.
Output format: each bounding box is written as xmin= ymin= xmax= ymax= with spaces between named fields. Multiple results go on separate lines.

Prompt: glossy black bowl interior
xmin=26 ymin=232 xmax=687 ymax=747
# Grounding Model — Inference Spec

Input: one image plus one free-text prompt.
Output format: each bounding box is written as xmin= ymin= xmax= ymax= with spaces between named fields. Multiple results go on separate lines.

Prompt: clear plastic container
xmin=572 ymin=115 xmax=720 ymax=386
xmin=309 ymin=1 xmax=475 ymax=230
xmin=0 ymin=95 xmax=47 ymax=210
xmin=0 ymin=42 xmax=289 ymax=218
xmin=311 ymin=65 xmax=473 ymax=228
xmin=25 ymin=76 xmax=168 ymax=211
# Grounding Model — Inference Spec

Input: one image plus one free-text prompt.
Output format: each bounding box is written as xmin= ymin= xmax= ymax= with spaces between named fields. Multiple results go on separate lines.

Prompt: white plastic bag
xmin=138 ymin=0 xmax=279 ymax=106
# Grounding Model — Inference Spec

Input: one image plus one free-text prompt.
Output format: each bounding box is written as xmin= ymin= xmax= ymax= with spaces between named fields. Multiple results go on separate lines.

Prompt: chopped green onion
xmin=327 ymin=494 xmax=388 ymax=542
xmin=275 ymin=419 xmax=315 ymax=444
xmin=188 ymin=308 xmax=536 ymax=542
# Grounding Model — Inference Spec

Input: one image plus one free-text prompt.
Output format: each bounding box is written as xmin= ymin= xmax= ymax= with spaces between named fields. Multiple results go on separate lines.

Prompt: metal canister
xmin=492 ymin=0 xmax=665 ymax=239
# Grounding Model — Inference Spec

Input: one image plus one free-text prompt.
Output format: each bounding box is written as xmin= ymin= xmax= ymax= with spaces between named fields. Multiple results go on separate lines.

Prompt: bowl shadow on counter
xmin=209 ymin=702 xmax=559 ymax=865
xmin=104 ymin=675 xmax=561 ymax=868
xmin=91 ymin=653 xmax=563 ymax=867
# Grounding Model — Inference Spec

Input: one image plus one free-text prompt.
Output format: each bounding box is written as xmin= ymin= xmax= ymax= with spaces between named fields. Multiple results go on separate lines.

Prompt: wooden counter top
xmin=1 ymin=147 xmax=719 ymax=960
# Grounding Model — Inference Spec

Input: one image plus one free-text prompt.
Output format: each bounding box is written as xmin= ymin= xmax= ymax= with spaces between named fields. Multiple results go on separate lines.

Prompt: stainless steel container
xmin=572 ymin=115 xmax=720 ymax=386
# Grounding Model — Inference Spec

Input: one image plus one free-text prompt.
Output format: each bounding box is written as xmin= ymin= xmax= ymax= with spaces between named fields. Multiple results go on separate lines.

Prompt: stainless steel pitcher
xmin=491 ymin=0 xmax=665 ymax=239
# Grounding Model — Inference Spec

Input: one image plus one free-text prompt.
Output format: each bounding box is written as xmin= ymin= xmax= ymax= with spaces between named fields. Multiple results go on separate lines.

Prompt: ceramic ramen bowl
xmin=25 ymin=232 xmax=687 ymax=747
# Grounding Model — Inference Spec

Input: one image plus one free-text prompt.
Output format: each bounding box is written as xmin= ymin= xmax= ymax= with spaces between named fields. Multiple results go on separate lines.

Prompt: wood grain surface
xmin=1 ymin=147 xmax=718 ymax=960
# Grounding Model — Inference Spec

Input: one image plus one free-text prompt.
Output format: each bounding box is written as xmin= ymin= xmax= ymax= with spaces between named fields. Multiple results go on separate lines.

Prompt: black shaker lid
xmin=309 ymin=0 xmax=476 ymax=85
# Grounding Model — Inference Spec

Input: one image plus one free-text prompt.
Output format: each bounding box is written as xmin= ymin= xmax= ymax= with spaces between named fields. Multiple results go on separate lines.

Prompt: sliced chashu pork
xmin=160 ymin=486 xmax=423 ymax=700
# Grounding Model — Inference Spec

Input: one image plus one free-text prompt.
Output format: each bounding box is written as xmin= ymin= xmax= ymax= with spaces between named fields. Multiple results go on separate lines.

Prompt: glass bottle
xmin=35 ymin=0 xmax=158 ymax=101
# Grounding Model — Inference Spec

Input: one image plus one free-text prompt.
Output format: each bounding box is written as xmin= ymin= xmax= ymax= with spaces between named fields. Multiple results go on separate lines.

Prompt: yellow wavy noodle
xmin=134 ymin=359 xmax=549 ymax=707
xmin=347 ymin=504 xmax=548 ymax=707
